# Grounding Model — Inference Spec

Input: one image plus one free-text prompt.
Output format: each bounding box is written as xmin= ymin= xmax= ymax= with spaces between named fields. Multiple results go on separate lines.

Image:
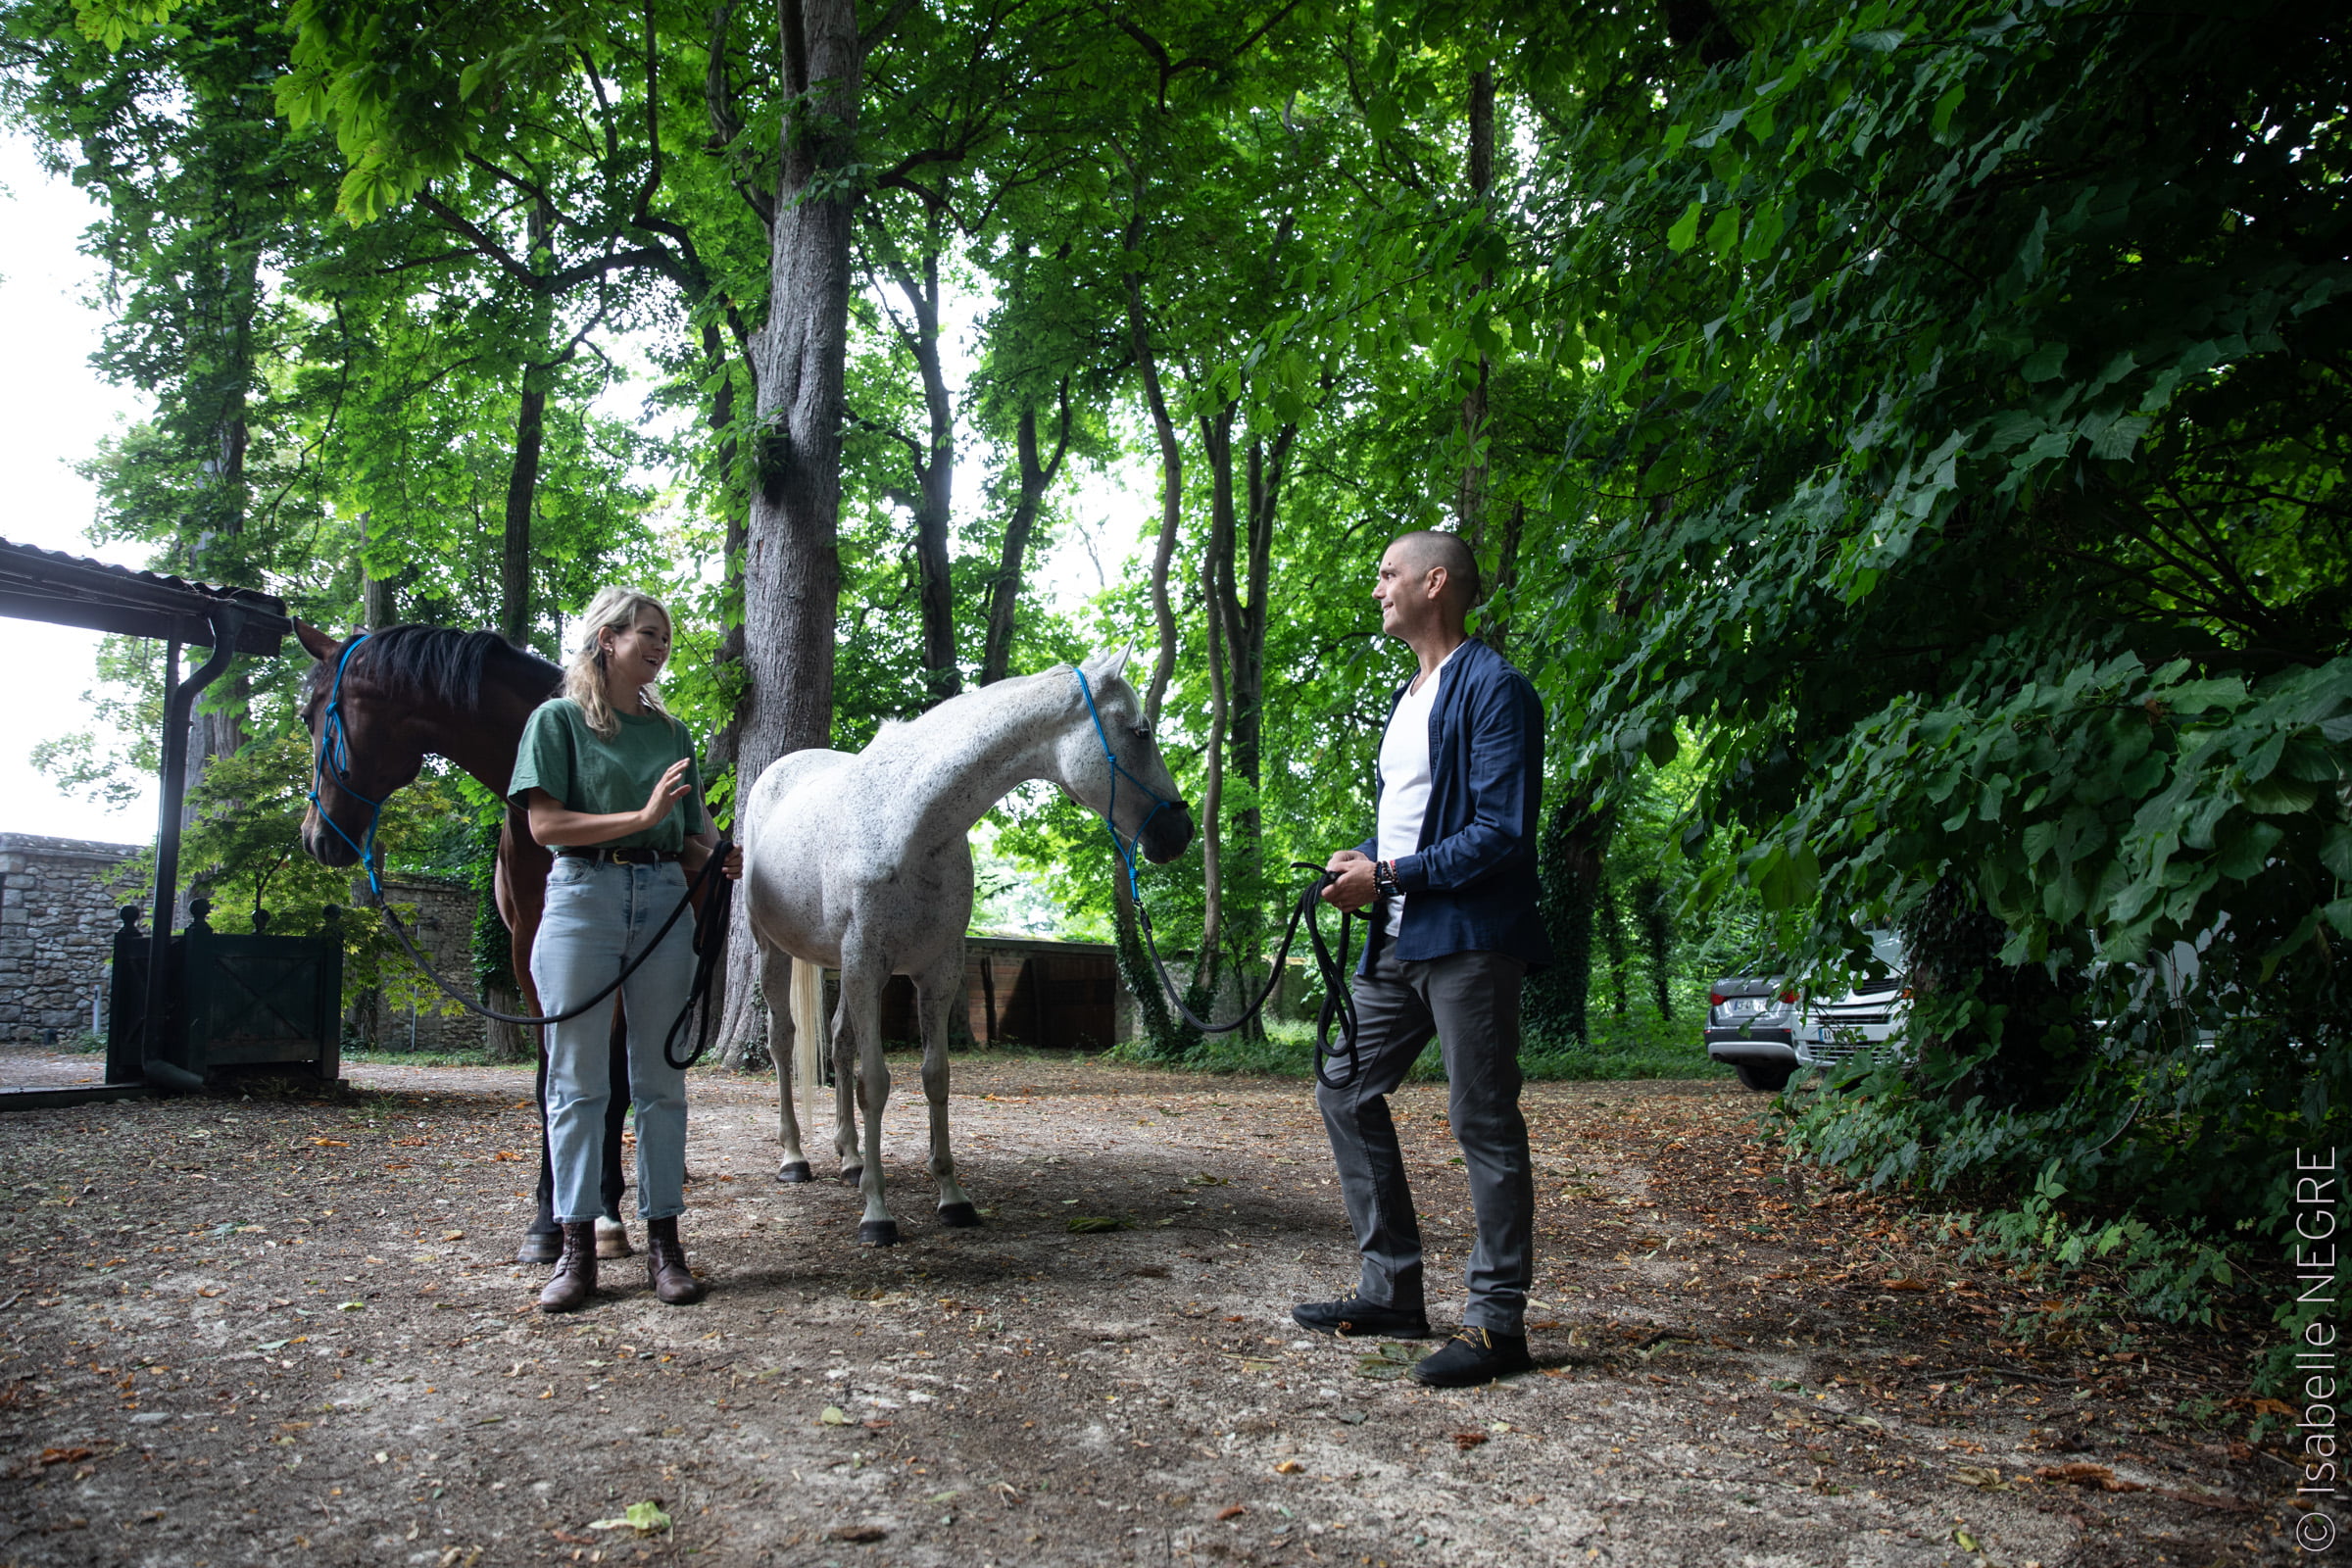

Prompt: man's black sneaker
xmin=1409 ymin=1326 xmax=1534 ymax=1387
xmin=1291 ymin=1292 xmax=1431 ymax=1340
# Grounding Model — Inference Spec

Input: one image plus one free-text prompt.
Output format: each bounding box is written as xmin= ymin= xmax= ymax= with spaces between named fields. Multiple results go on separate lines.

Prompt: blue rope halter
xmin=1073 ymin=666 xmax=1183 ymax=902
xmin=307 ymin=632 xmax=387 ymax=897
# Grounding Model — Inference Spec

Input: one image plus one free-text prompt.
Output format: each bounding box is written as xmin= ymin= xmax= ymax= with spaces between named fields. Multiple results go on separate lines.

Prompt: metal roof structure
xmin=0 ymin=537 xmax=291 ymax=652
xmin=0 ymin=537 xmax=298 ymax=1106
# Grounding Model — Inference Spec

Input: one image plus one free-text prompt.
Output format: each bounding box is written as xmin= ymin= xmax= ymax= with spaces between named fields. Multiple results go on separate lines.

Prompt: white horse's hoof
xmin=776 ymin=1161 xmax=812 ymax=1184
xmin=594 ymin=1216 xmax=635 ymax=1259
xmin=840 ymin=1165 xmax=863 ymax=1186
xmin=858 ymin=1220 xmax=901 ymax=1247
xmin=938 ymin=1201 xmax=981 ymax=1228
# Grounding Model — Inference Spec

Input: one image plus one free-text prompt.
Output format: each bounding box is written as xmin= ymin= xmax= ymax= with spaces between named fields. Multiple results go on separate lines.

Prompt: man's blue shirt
xmin=1354 ymin=636 xmax=1552 ymax=973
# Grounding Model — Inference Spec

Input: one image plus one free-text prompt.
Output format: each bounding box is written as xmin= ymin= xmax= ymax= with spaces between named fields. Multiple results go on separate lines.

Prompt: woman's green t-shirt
xmin=508 ymin=698 xmax=707 ymax=853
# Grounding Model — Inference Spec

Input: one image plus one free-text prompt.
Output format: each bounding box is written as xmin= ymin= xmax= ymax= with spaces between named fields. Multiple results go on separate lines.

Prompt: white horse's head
xmin=1054 ymin=649 xmax=1196 ymax=865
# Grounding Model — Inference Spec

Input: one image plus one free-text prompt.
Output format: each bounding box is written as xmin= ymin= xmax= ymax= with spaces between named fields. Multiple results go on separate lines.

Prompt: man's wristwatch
xmin=1372 ymin=858 xmax=1400 ymax=897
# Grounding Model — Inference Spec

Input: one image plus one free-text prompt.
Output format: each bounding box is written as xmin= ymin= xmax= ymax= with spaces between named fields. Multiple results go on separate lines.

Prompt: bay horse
xmin=293 ymin=621 xmax=636 ymax=1265
xmin=742 ymin=649 xmax=1194 ymax=1244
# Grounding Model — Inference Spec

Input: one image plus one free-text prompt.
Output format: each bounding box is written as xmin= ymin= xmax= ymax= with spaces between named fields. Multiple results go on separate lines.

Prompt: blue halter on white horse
xmin=740 ymin=649 xmax=1195 ymax=1245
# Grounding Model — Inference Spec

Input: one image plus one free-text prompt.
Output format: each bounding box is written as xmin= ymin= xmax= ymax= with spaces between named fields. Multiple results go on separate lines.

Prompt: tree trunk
xmin=500 ymin=201 xmax=556 ymax=650
xmin=1597 ymin=871 xmax=1629 ymax=1014
xmin=359 ymin=513 xmax=399 ymax=629
xmin=1196 ymin=407 xmax=1236 ymax=991
xmin=867 ymin=210 xmax=960 ymax=704
xmin=1526 ymin=794 xmax=1612 ymax=1045
xmin=1123 ymin=197 xmax=1183 ymax=725
xmin=1484 ymin=498 xmax=1524 ymax=654
xmin=694 ymin=331 xmax=762 ymax=1073
xmin=501 ymin=379 xmax=546 ymax=648
xmin=1634 ymin=873 xmax=1675 ymax=1019
xmin=1454 ymin=66 xmax=1495 ymax=547
xmin=1112 ymin=872 xmax=1193 ymax=1059
xmin=712 ymin=0 xmax=861 ymax=1065
xmin=980 ymin=377 xmax=1070 ymax=685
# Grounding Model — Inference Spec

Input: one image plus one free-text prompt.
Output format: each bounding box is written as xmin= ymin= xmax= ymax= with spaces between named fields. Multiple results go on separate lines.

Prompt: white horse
xmin=739 ymin=650 xmax=1195 ymax=1244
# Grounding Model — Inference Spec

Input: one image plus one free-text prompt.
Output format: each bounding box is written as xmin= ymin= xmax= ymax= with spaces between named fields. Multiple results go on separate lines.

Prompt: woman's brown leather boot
xmin=535 ymin=1221 xmax=598 ymax=1313
xmin=646 ymin=1215 xmax=707 ymax=1304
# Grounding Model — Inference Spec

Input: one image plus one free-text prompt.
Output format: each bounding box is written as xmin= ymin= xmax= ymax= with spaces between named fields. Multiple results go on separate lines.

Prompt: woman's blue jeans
xmin=531 ymin=857 xmax=696 ymax=1224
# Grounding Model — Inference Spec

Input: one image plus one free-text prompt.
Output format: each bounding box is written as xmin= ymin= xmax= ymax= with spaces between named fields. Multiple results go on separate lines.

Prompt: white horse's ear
xmin=1083 ymin=648 xmax=1132 ymax=683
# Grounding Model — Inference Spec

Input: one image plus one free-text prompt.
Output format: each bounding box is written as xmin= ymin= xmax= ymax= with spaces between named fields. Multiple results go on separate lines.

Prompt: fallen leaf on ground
xmin=37 ymin=1447 xmax=93 ymax=1466
xmin=1215 ymin=1505 xmax=1247 ymax=1522
xmin=830 ymin=1524 xmax=887 ymax=1543
xmin=2034 ymin=1462 xmax=2144 ymax=1493
xmin=1953 ymin=1465 xmax=2004 ymax=1489
xmin=818 ymin=1405 xmax=849 ymax=1425
xmin=1273 ymin=1459 xmax=1302 ymax=1474
xmin=587 ymin=1501 xmax=671 ymax=1533
xmin=1067 ymin=1215 xmax=1127 ymax=1233
xmin=1453 ymin=1432 xmax=1490 ymax=1450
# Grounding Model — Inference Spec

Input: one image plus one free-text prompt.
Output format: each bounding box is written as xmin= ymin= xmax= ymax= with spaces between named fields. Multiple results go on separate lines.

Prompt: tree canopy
xmin=8 ymin=0 xmax=2345 ymax=1369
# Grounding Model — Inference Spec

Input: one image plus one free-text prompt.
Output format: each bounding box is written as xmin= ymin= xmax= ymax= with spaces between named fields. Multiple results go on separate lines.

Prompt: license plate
xmin=1719 ymin=997 xmax=1766 ymax=1016
xmin=1815 ymin=1028 xmax=1834 ymax=1045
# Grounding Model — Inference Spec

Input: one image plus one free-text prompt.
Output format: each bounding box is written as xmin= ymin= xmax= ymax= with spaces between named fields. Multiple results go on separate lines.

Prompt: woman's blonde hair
xmin=563 ymin=586 xmax=679 ymax=740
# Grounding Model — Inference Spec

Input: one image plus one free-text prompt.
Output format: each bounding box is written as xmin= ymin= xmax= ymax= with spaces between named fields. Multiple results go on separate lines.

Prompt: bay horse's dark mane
xmin=358 ymin=623 xmax=561 ymax=709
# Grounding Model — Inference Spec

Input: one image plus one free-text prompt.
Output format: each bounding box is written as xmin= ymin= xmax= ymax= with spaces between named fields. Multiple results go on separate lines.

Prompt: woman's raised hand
xmin=640 ymin=759 xmax=693 ymax=829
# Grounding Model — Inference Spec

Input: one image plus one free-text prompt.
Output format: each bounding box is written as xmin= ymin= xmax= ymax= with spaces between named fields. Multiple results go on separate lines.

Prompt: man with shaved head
xmin=1295 ymin=527 xmax=1550 ymax=1387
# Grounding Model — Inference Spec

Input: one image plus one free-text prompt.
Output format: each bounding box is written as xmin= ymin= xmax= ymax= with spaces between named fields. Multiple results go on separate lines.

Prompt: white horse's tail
xmin=789 ymin=957 xmax=826 ymax=1126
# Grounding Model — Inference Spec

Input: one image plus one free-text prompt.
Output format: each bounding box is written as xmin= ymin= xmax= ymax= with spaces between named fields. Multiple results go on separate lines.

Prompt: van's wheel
xmin=1735 ymin=1062 xmax=1793 ymax=1093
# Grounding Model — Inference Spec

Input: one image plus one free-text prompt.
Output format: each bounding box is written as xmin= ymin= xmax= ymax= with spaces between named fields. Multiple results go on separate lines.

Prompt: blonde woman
xmin=511 ymin=586 xmax=729 ymax=1312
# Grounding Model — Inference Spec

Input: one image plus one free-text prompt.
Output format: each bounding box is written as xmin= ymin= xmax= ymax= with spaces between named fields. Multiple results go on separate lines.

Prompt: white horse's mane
xmin=855 ymin=660 xmax=1130 ymax=761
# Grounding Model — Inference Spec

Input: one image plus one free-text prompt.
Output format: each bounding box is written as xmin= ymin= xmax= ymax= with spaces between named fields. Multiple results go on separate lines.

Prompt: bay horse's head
xmin=294 ymin=620 xmax=428 ymax=869
xmin=1057 ymin=649 xmax=1196 ymax=865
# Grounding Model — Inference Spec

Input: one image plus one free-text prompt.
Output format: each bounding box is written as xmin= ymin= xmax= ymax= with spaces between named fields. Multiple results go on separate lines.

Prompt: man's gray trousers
xmin=1314 ymin=948 xmax=1533 ymax=1333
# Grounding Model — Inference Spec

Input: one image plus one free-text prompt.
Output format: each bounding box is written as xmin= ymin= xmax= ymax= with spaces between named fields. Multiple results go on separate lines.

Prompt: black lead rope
xmin=369 ymin=840 xmax=734 ymax=1061
xmin=661 ymin=860 xmax=734 ymax=1071
xmin=1129 ymin=860 xmax=1368 ymax=1090
xmin=1074 ymin=670 xmax=1367 ymax=1087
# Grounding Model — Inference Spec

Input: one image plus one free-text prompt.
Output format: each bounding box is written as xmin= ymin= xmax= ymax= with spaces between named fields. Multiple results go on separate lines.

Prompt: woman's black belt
xmin=554 ymin=847 xmax=682 ymax=864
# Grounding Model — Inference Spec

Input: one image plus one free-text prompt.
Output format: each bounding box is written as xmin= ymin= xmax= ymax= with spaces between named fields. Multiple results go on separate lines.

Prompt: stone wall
xmin=0 ymin=834 xmax=496 ymax=1053
xmin=347 ymin=878 xmax=489 ymax=1053
xmin=0 ymin=833 xmax=145 ymax=1045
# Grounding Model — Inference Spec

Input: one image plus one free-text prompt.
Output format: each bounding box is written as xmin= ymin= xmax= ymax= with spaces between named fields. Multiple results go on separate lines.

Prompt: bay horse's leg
xmin=834 ymin=953 xmax=896 ymax=1245
xmin=766 ymin=948 xmax=811 ymax=1183
xmin=595 ymin=998 xmax=634 ymax=1259
xmin=505 ymin=835 xmax=563 ymax=1266
xmin=522 ymin=1030 xmax=561 ymax=1264
xmin=917 ymin=950 xmax=977 ymax=1228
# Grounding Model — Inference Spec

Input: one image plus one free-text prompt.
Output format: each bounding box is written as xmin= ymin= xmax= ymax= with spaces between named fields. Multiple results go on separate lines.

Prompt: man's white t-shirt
xmin=1374 ymin=644 xmax=1459 ymax=935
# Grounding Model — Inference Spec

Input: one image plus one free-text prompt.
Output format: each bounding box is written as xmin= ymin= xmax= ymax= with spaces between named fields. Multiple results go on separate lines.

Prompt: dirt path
xmin=0 ymin=1053 xmax=2290 ymax=1565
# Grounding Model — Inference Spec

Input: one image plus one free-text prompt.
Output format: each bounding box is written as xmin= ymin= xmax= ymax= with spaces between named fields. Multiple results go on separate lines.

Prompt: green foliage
xmin=1479 ymin=0 xmax=2352 ymax=1340
xmin=12 ymin=0 xmax=2346 ymax=1344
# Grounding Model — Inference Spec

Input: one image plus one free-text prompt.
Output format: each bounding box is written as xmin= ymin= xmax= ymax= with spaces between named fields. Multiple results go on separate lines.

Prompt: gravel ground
xmin=0 ymin=1047 xmax=2296 ymax=1565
